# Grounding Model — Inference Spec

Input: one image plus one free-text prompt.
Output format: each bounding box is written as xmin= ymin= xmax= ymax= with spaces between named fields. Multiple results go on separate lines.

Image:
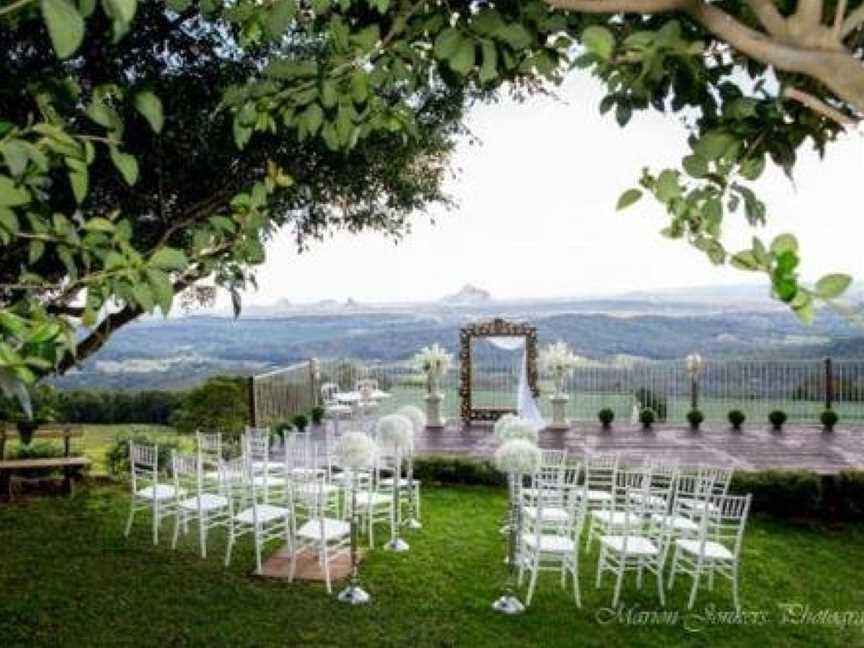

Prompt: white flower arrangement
xmin=494 ymin=439 xmax=542 ymax=475
xmin=397 ymin=405 xmax=427 ymax=434
xmin=540 ymin=340 xmax=577 ymax=395
xmin=493 ymin=413 xmax=518 ymax=439
xmin=496 ymin=417 xmax=539 ymax=444
xmin=414 ymin=343 xmax=452 ymax=393
xmin=335 ymin=431 xmax=377 ymax=469
xmin=375 ymin=414 xmax=415 ymax=451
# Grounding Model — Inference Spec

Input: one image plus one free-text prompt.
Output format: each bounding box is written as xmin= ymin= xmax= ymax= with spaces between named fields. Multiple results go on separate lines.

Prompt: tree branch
xmin=833 ymin=0 xmax=848 ymax=38
xmin=744 ymin=0 xmax=788 ymax=38
xmin=782 ymin=86 xmax=857 ymax=126
xmin=841 ymin=4 xmax=864 ymax=38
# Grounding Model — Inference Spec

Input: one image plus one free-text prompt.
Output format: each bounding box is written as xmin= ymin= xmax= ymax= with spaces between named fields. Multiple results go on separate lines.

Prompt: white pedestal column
xmin=548 ymin=394 xmax=570 ymax=431
xmin=425 ymin=392 xmax=445 ymax=428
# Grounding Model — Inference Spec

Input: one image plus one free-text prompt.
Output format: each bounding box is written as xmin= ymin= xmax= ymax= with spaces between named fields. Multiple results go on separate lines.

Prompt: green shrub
xmin=730 ymin=470 xmax=822 ymax=518
xmin=597 ymin=408 xmax=614 ymax=428
xmin=820 ymin=409 xmax=838 ymax=431
xmin=310 ymin=406 xmax=325 ymax=425
xmin=769 ymin=409 xmax=788 ymax=430
xmin=10 ymin=441 xmax=67 ymax=477
xmin=171 ymin=376 xmax=248 ymax=437
xmin=836 ymin=471 xmax=864 ymax=520
xmin=686 ymin=409 xmax=704 ymax=430
xmin=106 ymin=432 xmax=182 ymax=478
xmin=413 ymin=455 xmax=505 ymax=487
xmin=291 ymin=414 xmax=309 ymax=431
xmin=639 ymin=407 xmax=655 ymax=429
xmin=728 ymin=409 xmax=746 ymax=430
xmin=635 ymin=388 xmax=667 ymax=421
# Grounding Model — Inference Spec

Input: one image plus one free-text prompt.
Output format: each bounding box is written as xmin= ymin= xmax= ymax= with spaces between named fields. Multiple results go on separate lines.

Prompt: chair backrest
xmin=245 ymin=431 xmax=270 ymax=465
xmin=293 ymin=470 xmax=328 ymax=517
xmin=172 ymin=450 xmax=201 ymax=497
xmin=355 ymin=378 xmax=378 ymax=393
xmin=196 ymin=431 xmax=222 ymax=465
xmin=614 ymin=467 xmax=649 ymax=505
xmin=613 ymin=486 xmax=647 ymax=552
xmin=320 ymin=382 xmax=339 ymax=403
xmin=584 ymin=453 xmax=619 ymax=492
xmin=699 ymin=493 xmax=751 ymax=560
xmin=220 ymin=457 xmax=248 ymax=500
xmin=677 ymin=471 xmax=716 ymax=500
xmin=700 ymin=466 xmax=734 ymax=496
xmin=129 ymin=441 xmax=158 ymax=491
xmin=541 ymin=449 xmax=567 ymax=468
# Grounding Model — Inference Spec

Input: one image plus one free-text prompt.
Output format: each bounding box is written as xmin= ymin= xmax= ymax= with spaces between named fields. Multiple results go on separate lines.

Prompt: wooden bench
xmin=0 ymin=425 xmax=89 ymax=501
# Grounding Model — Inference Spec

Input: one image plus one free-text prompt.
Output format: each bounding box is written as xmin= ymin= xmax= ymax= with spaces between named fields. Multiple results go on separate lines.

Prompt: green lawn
xmin=1 ymin=485 xmax=862 ymax=646
xmin=3 ymin=424 xmax=180 ymax=475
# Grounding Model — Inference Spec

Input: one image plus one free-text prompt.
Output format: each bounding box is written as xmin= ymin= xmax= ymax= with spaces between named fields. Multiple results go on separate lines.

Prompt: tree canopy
xmin=1 ymin=0 xmax=861 ymax=414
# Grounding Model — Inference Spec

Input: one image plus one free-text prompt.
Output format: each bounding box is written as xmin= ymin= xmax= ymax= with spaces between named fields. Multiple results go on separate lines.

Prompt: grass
xmin=1 ymin=485 xmax=863 ymax=646
xmin=3 ymin=424 xmax=180 ymax=475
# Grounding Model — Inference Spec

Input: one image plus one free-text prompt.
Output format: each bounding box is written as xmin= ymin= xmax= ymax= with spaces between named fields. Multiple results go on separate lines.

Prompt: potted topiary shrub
xmin=310 ymin=406 xmax=325 ymax=427
xmin=15 ymin=417 xmax=40 ymax=447
xmin=597 ymin=408 xmax=614 ymax=430
xmin=769 ymin=409 xmax=787 ymax=431
xmin=820 ymin=409 xmax=838 ymax=432
xmin=273 ymin=421 xmax=293 ymax=443
xmin=291 ymin=414 xmax=309 ymax=432
xmin=728 ymin=409 xmax=746 ymax=431
xmin=686 ymin=409 xmax=704 ymax=431
xmin=639 ymin=407 xmax=655 ymax=430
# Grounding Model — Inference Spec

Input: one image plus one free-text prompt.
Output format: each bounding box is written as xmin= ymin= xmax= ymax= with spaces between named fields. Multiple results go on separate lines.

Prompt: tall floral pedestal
xmin=425 ymin=392 xmax=444 ymax=428
xmin=548 ymin=394 xmax=570 ymax=431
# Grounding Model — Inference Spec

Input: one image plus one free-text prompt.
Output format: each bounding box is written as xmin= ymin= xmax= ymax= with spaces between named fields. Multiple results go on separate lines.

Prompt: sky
xmin=227 ymin=74 xmax=864 ymax=307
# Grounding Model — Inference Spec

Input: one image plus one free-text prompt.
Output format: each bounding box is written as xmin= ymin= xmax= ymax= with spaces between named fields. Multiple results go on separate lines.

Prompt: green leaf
xmin=495 ymin=24 xmax=532 ymax=51
xmin=770 ymin=233 xmax=798 ymax=255
xmin=479 ymin=40 xmax=498 ymax=84
xmin=693 ymin=131 xmax=736 ymax=161
xmin=616 ymin=188 xmax=642 ymax=210
xmin=434 ymin=28 xmax=463 ymax=60
xmin=793 ymin=298 xmax=815 ymax=325
xmin=41 ymin=0 xmax=85 ymax=58
xmin=300 ymin=103 xmax=324 ymax=136
xmin=0 ymin=176 xmax=31 ymax=207
xmin=28 ymin=240 xmax=45 ymax=264
xmin=149 ymin=247 xmax=188 ymax=271
xmin=730 ymin=250 xmax=759 ymax=271
xmin=147 ymin=268 xmax=173 ymax=313
xmin=2 ymin=141 xmax=29 ymax=177
xmin=102 ymin=0 xmax=137 ymax=41
xmin=682 ymin=154 xmax=707 ymax=178
xmin=0 ymin=208 xmax=19 ymax=234
xmin=84 ymin=217 xmax=115 ymax=232
xmin=233 ymin=120 xmax=252 ymax=149
xmin=655 ymin=170 xmax=681 ymax=202
xmin=68 ymin=167 xmax=88 ymax=204
xmin=166 ymin=0 xmax=192 ymax=10
xmin=582 ymin=26 xmax=614 ymax=61
xmin=814 ymin=274 xmax=852 ymax=300
xmin=449 ymin=39 xmax=476 ymax=75
xmin=133 ymin=90 xmax=164 ymax=133
xmin=739 ymin=155 xmax=765 ymax=181
xmin=350 ymin=25 xmax=379 ymax=52
xmin=109 ymin=146 xmax=139 ymax=185
xmin=131 ymin=283 xmax=154 ymax=311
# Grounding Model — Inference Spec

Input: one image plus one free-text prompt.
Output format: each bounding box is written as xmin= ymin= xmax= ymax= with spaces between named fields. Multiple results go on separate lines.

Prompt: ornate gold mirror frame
xmin=458 ymin=318 xmax=539 ymax=423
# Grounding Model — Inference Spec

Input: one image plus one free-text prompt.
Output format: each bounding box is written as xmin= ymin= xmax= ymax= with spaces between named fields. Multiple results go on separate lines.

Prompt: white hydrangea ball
xmin=396 ymin=405 xmax=426 ymax=435
xmin=375 ymin=414 xmax=414 ymax=451
xmin=335 ymin=431 xmax=377 ymax=469
xmin=494 ymin=439 xmax=542 ymax=475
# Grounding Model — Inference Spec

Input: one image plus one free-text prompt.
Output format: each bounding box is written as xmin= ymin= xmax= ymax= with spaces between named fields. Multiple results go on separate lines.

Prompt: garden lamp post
xmin=686 ymin=353 xmax=705 ymax=411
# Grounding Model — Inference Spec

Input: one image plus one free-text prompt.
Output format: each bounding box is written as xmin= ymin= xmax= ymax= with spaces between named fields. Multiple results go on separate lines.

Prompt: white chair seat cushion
xmin=675 ymin=539 xmax=734 ymax=560
xmin=354 ymin=492 xmax=390 ymax=507
xmin=294 ymin=483 xmax=340 ymax=498
xmin=522 ymin=533 xmax=575 ymax=553
xmin=291 ymin=467 xmax=327 ymax=477
xmin=580 ymin=489 xmax=613 ymax=502
xmin=136 ymin=484 xmax=181 ymax=500
xmin=251 ymin=475 xmax=286 ymax=487
xmin=378 ymin=477 xmax=420 ymax=488
xmin=297 ymin=517 xmax=351 ymax=542
xmin=251 ymin=461 xmax=284 ymax=474
xmin=600 ymin=535 xmax=659 ymax=556
xmin=523 ymin=506 xmax=569 ymax=523
xmin=324 ymin=404 xmax=353 ymax=416
xmin=179 ymin=493 xmax=229 ymax=511
xmin=678 ymin=498 xmax=720 ymax=514
xmin=651 ymin=513 xmax=699 ymax=532
xmin=591 ymin=510 xmax=639 ymax=526
xmin=234 ymin=504 xmax=290 ymax=525
xmin=629 ymin=492 xmax=668 ymax=509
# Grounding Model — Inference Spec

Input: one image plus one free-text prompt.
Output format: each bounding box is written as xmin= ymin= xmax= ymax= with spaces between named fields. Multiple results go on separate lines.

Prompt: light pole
xmin=686 ymin=352 xmax=705 ymax=411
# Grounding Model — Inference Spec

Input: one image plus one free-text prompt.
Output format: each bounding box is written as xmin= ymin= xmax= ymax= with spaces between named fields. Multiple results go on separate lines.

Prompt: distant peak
xmin=442 ymin=284 xmax=492 ymax=304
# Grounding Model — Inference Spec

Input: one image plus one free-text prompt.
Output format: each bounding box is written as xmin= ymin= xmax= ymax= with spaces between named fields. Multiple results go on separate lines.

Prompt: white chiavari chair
xmin=290 ymin=471 xmax=351 ymax=594
xmin=321 ymin=382 xmax=352 ymax=435
xmin=223 ymin=456 xmax=294 ymax=575
xmin=351 ymin=461 xmax=392 ymax=549
xmin=595 ymin=486 xmax=667 ymax=608
xmin=124 ymin=441 xmax=181 ymax=545
xmin=518 ymin=481 xmax=588 ymax=608
xmin=170 ymin=450 xmax=231 ymax=558
xmin=668 ymin=493 xmax=751 ymax=610
xmin=587 ymin=467 xmax=650 ymax=551
xmin=196 ymin=431 xmax=223 ymax=483
xmin=649 ymin=472 xmax=714 ymax=540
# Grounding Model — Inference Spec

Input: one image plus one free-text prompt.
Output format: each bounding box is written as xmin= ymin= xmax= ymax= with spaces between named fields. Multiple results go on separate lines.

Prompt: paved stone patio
xmin=413 ymin=422 xmax=864 ymax=474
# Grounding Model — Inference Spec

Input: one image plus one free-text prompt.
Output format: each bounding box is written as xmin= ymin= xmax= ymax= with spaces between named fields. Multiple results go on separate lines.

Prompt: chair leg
xmin=732 ymin=562 xmax=741 ymax=611
xmin=526 ymin=559 xmax=540 ymax=607
xmin=688 ymin=561 xmax=703 ymax=610
xmin=668 ymin=546 xmax=679 ymax=589
xmin=225 ymin=531 xmax=235 ymax=568
xmin=322 ymin=542 xmax=332 ymax=595
xmin=199 ymin=512 xmax=207 ymax=559
xmin=573 ymin=563 xmax=582 ymax=608
xmin=172 ymin=510 xmax=182 ymax=550
xmin=254 ymin=528 xmax=263 ymax=575
xmin=152 ymin=500 xmax=160 ymax=546
xmin=595 ymin=549 xmax=605 ymax=588
xmin=124 ymin=501 xmax=136 ymax=537
xmin=636 ymin=559 xmax=644 ymax=590
xmin=289 ymin=542 xmax=297 ymax=583
xmin=612 ymin=560 xmax=625 ymax=608
xmin=655 ymin=561 xmax=665 ymax=607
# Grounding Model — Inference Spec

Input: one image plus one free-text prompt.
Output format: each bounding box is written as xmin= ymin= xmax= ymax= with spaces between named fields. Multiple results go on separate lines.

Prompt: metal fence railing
xmin=251 ymin=356 xmax=864 ymax=425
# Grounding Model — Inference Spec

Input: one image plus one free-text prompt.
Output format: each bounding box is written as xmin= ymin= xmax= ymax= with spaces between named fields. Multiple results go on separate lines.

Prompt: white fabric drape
xmin=486 ymin=336 xmax=544 ymax=426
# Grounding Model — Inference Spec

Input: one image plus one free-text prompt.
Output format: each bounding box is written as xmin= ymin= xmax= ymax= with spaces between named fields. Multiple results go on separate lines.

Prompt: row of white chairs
xmin=124 ymin=427 xmax=421 ymax=594
xmin=515 ymin=451 xmax=750 ymax=611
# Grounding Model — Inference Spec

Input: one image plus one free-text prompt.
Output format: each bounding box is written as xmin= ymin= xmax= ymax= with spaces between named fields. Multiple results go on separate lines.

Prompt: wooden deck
xmin=414 ymin=422 xmax=864 ymax=474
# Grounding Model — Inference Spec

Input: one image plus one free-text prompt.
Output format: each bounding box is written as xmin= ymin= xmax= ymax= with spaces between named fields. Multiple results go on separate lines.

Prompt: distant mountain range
xmin=51 ymin=284 xmax=864 ymax=391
